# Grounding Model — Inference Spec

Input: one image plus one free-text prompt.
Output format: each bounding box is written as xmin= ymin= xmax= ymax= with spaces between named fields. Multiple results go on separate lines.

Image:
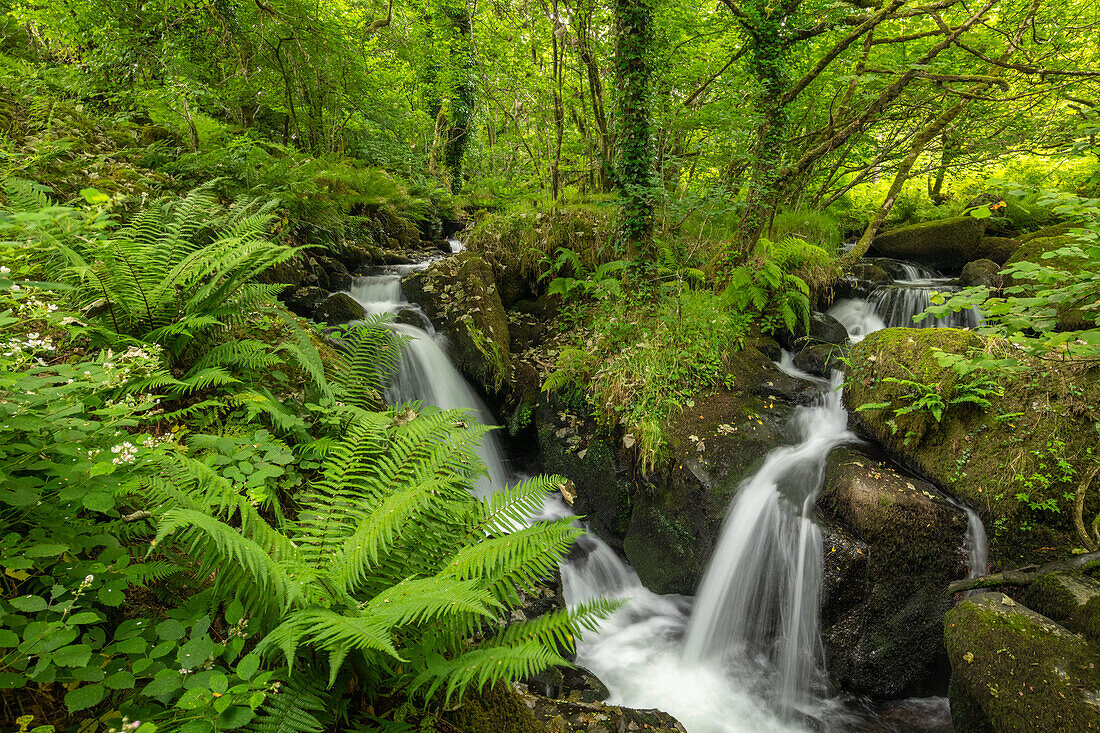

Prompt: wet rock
xmin=1023 ymin=571 xmax=1100 ymax=643
xmin=538 ymin=349 xmax=814 ymax=594
xmin=521 ymin=665 xmax=610 ymax=703
xmin=393 ymin=307 xmax=427 ymax=328
xmin=945 ymin=592 xmax=1100 ymax=732
xmin=959 ymin=259 xmax=1002 ymax=289
xmin=313 ymin=292 xmax=365 ymax=325
xmin=779 ymin=312 xmax=849 ymax=350
xmin=518 ymin=688 xmax=687 ymax=733
xmin=443 ymin=684 xmax=545 ymax=733
xmin=404 ymin=252 xmax=511 ymax=392
xmin=793 ymin=343 xmax=847 ymax=377
xmin=869 ymin=216 xmax=987 ymax=273
xmin=845 ymin=327 xmax=1100 ymax=566
xmin=281 ymin=285 xmax=328 ymax=319
xmin=312 ymin=255 xmax=352 ymax=292
xmin=1018 ymin=221 xmax=1081 ymax=243
xmin=817 ymin=446 xmax=969 ymax=697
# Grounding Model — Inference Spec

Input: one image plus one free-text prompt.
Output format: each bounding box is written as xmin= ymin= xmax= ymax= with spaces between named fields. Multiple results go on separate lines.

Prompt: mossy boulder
xmin=1018 ymin=221 xmax=1081 ymax=243
xmin=960 ymin=259 xmax=1003 ymax=289
xmin=945 ymin=592 xmax=1100 ymax=732
xmin=976 ymin=236 xmax=1021 ymax=264
xmin=869 ymin=216 xmax=988 ymax=273
xmin=845 ymin=327 xmax=1100 ymax=566
xmin=404 ymin=252 xmax=511 ymax=392
xmin=312 ymin=292 xmax=365 ymax=325
xmin=1004 ymin=234 xmax=1093 ymax=330
xmin=537 ymin=349 xmax=813 ymax=594
xmin=817 ymin=446 xmax=969 ymax=697
xmin=443 ymin=684 xmax=545 ymax=733
xmin=1024 ymin=571 xmax=1100 ymax=644
xmin=793 ymin=343 xmax=847 ymax=377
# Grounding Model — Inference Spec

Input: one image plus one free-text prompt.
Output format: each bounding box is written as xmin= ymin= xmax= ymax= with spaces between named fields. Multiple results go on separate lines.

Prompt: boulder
xmin=845 ymin=327 xmax=1100 ymax=566
xmin=945 ymin=592 xmax=1100 ymax=732
xmin=538 ymin=348 xmax=815 ymax=594
xmin=779 ymin=312 xmax=849 ymax=350
xmin=443 ymin=684 xmax=545 ymax=733
xmin=959 ymin=259 xmax=1002 ymax=289
xmin=281 ymin=285 xmax=328 ymax=319
xmin=869 ymin=216 xmax=987 ymax=273
xmin=313 ymin=292 xmax=365 ymax=325
xmin=793 ymin=343 xmax=847 ymax=377
xmin=1024 ymin=571 xmax=1100 ymax=644
xmin=817 ymin=447 xmax=969 ymax=697
xmin=404 ymin=252 xmax=511 ymax=392
xmin=312 ymin=255 xmax=352 ymax=292
xmin=1018 ymin=221 xmax=1082 ymax=243
xmin=975 ymin=236 xmax=1020 ymax=264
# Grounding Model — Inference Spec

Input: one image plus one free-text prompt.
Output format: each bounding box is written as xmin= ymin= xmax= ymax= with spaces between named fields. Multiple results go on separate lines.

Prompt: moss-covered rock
xmin=443 ymin=684 xmax=546 ymax=733
xmin=1024 ymin=571 xmax=1100 ymax=644
xmin=960 ymin=259 xmax=1003 ymax=289
xmin=845 ymin=328 xmax=1100 ymax=566
xmin=945 ymin=592 xmax=1100 ymax=732
xmin=817 ymin=446 xmax=969 ymax=696
xmin=869 ymin=216 xmax=988 ymax=273
xmin=404 ymin=252 xmax=511 ymax=392
xmin=793 ymin=343 xmax=847 ymax=377
xmin=1018 ymin=221 xmax=1081 ymax=243
xmin=976 ymin=236 xmax=1021 ymax=264
xmin=312 ymin=292 xmax=364 ymax=325
xmin=537 ymin=350 xmax=813 ymax=594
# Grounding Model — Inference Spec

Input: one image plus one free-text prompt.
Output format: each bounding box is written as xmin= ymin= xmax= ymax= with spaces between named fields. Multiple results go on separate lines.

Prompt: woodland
xmin=0 ymin=0 xmax=1099 ymax=731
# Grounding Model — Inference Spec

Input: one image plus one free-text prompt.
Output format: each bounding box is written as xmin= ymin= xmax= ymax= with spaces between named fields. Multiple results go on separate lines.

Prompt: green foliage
xmin=720 ymin=237 xmax=812 ymax=336
xmin=541 ymin=247 xmax=630 ymax=301
xmin=543 ymin=288 xmax=751 ymax=468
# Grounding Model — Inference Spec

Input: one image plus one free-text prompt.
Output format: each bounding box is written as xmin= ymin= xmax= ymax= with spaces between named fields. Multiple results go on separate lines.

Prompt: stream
xmin=346 ymin=255 xmax=983 ymax=732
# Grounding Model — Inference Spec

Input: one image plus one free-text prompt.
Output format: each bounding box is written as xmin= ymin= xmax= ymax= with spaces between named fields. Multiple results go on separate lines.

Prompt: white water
xmin=830 ymin=260 xmax=981 ymax=334
xmin=343 ymin=252 xmax=963 ymax=731
xmin=682 ymin=373 xmax=853 ymax=716
xmin=963 ymin=507 xmax=989 ymax=580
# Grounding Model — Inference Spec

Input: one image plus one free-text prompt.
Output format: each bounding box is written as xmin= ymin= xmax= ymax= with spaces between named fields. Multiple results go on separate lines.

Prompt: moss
xmin=869 ymin=216 xmax=987 ymax=272
xmin=974 ymin=236 xmax=1020 ymax=264
xmin=945 ymin=593 xmax=1100 ymax=732
xmin=443 ymin=684 xmax=545 ymax=733
xmin=948 ymin=674 xmax=995 ymax=733
xmin=845 ymin=327 xmax=1100 ymax=566
xmin=1024 ymin=572 xmax=1100 ymax=644
xmin=1018 ymin=221 xmax=1081 ymax=243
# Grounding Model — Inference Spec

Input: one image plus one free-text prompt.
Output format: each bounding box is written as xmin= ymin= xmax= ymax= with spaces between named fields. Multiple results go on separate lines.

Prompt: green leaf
xmin=236 ymin=653 xmax=260 ymax=680
xmin=178 ymin=636 xmax=214 ymax=670
xmin=156 ymin=619 xmax=187 ymax=641
xmin=82 ymin=491 xmax=115 ymax=512
xmin=53 ymin=643 xmax=93 ymax=667
xmin=0 ymin=629 xmax=19 ymax=647
xmin=176 ymin=686 xmax=211 ymax=710
xmin=143 ymin=671 xmax=183 ymax=697
xmin=218 ymin=705 xmax=254 ymax=729
xmin=80 ymin=188 xmax=110 ymax=205
xmin=65 ymin=682 xmax=106 ymax=711
xmin=103 ymin=670 xmax=136 ymax=689
xmin=10 ymin=595 xmax=47 ymax=612
xmin=67 ymin=612 xmax=102 ymax=625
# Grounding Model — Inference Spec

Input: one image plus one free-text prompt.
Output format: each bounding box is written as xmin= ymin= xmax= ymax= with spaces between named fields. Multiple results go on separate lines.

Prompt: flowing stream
xmin=345 ymin=255 xmax=978 ymax=732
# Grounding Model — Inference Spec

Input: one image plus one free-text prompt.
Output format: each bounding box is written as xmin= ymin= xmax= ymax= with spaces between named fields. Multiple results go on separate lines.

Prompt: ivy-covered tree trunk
xmin=442 ymin=3 xmax=476 ymax=194
xmin=612 ymin=0 xmax=657 ymax=255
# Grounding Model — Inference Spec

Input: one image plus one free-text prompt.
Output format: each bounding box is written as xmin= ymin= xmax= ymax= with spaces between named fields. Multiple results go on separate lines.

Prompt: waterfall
xmin=682 ymin=373 xmax=853 ymax=715
xmin=964 ymin=508 xmax=989 ymax=580
xmin=830 ymin=258 xmax=982 ymax=336
xmin=347 ymin=274 xmax=509 ymax=496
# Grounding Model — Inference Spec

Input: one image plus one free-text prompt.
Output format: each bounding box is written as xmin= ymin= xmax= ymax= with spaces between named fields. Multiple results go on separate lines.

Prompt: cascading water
xmin=830 ymin=259 xmax=982 ymax=333
xmin=344 ymin=253 xmax=965 ymax=731
xmin=682 ymin=370 xmax=853 ymax=716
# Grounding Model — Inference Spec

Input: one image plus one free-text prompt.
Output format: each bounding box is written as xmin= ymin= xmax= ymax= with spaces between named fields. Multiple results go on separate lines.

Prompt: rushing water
xmin=830 ymin=260 xmax=981 ymax=334
xmin=344 ymin=256 xmax=971 ymax=732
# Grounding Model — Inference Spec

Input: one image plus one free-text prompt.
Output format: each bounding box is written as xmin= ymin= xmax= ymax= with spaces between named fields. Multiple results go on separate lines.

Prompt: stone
xmin=312 ymin=255 xmax=352 ymax=292
xmin=312 ymin=292 xmax=365 ymax=325
xmin=945 ymin=592 xmax=1100 ymax=732
xmin=404 ymin=252 xmax=511 ymax=392
xmin=518 ymin=689 xmax=687 ymax=733
xmin=1023 ymin=571 xmax=1100 ymax=643
xmin=1005 ymin=234 xmax=1092 ymax=331
xmin=281 ymin=285 xmax=328 ymax=319
xmin=793 ymin=343 xmax=847 ymax=377
xmin=844 ymin=327 xmax=1100 ymax=566
xmin=959 ymin=259 xmax=1002 ymax=289
xmin=817 ymin=446 xmax=969 ymax=697
xmin=869 ymin=216 xmax=987 ymax=273
xmin=974 ymin=237 xmax=1020 ymax=264
xmin=779 ymin=312 xmax=849 ymax=350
